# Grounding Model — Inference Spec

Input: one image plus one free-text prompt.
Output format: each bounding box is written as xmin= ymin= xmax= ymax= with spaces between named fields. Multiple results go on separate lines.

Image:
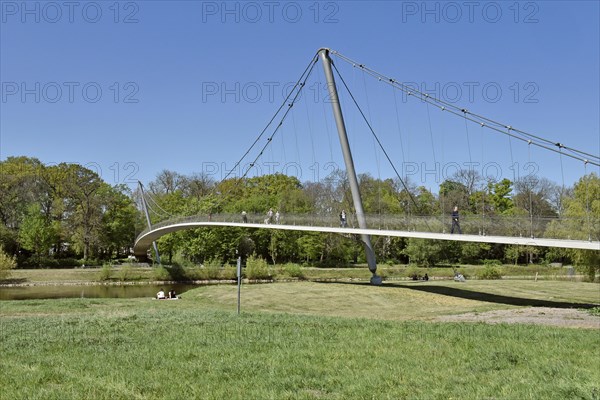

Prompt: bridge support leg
xmin=318 ymin=48 xmax=381 ymax=286
xmin=138 ymin=181 xmax=161 ymax=264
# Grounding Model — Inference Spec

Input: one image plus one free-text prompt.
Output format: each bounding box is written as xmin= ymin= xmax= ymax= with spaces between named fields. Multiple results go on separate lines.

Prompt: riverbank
xmin=0 ymin=263 xmax=588 ymax=288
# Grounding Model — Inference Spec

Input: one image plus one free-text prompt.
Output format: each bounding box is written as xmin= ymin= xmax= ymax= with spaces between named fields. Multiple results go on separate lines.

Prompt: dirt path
xmin=435 ymin=307 xmax=600 ymax=329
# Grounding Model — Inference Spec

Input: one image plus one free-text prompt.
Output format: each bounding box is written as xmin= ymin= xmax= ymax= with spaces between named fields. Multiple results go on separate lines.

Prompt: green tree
xmin=402 ymin=239 xmax=444 ymax=267
xmin=546 ymin=173 xmax=600 ymax=280
xmin=297 ymin=232 xmax=325 ymax=263
xmin=488 ymin=178 xmax=514 ymax=214
xmin=0 ymin=245 xmax=17 ymax=280
xmin=101 ymin=185 xmax=139 ymax=259
xmin=18 ymin=204 xmax=57 ymax=267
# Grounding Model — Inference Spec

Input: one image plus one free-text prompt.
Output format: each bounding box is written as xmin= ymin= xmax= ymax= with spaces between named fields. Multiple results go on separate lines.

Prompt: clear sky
xmin=1 ymin=0 xmax=599 ymax=192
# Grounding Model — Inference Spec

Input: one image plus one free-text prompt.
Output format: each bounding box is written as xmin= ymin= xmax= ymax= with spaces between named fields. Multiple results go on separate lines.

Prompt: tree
xmin=439 ymin=180 xmax=469 ymax=214
xmin=488 ymin=178 xmax=514 ymax=214
xmin=546 ymin=173 xmax=600 ymax=280
xmin=101 ymin=185 xmax=139 ymax=258
xmin=0 ymin=245 xmax=17 ymax=280
xmin=149 ymin=170 xmax=186 ymax=195
xmin=18 ymin=204 xmax=57 ymax=267
xmin=0 ymin=157 xmax=47 ymax=254
xmin=402 ymin=239 xmax=444 ymax=267
xmin=297 ymin=232 xmax=324 ymax=262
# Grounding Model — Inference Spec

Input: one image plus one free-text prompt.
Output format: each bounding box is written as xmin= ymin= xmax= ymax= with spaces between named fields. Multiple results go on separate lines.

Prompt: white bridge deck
xmin=133 ymin=221 xmax=599 ymax=259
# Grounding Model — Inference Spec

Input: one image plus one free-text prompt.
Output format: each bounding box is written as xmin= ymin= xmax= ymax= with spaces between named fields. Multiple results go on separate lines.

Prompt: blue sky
xmin=1 ymin=0 xmax=599 ymax=192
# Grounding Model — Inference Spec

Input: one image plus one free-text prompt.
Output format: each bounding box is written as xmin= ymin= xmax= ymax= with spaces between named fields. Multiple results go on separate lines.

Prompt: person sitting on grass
xmin=157 ymin=289 xmax=166 ymax=299
xmin=169 ymin=289 xmax=177 ymax=299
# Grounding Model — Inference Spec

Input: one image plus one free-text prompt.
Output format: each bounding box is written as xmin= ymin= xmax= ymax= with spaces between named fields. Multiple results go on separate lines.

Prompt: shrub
xmin=245 ymin=255 xmax=271 ymax=280
xmin=283 ymin=263 xmax=304 ymax=279
xmin=98 ymin=264 xmax=113 ymax=281
xmin=152 ymin=266 xmax=171 ymax=281
xmin=477 ymin=265 xmax=502 ymax=280
xmin=0 ymin=246 xmax=17 ymax=280
xmin=204 ymin=257 xmax=222 ymax=280
xmin=405 ymin=265 xmax=420 ymax=279
xmin=222 ymin=266 xmax=237 ymax=280
xmin=118 ymin=264 xmax=134 ymax=282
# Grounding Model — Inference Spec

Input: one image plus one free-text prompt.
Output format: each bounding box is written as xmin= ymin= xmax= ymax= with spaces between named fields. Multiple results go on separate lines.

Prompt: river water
xmin=0 ymin=283 xmax=204 ymax=301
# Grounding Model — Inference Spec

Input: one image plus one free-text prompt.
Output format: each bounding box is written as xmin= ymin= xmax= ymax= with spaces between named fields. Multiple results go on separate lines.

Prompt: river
xmin=0 ymin=283 xmax=204 ymax=300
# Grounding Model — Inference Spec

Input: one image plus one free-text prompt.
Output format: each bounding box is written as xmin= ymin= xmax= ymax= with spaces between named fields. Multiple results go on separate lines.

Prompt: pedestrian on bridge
xmin=275 ymin=211 xmax=280 ymax=224
xmin=451 ymin=206 xmax=462 ymax=234
xmin=340 ymin=210 xmax=347 ymax=227
xmin=265 ymin=208 xmax=274 ymax=224
xmin=242 ymin=211 xmax=248 ymax=223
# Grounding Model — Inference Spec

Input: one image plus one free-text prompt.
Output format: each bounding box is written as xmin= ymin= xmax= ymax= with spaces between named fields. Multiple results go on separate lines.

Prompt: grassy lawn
xmin=187 ymin=280 xmax=600 ymax=320
xmin=1 ymin=281 xmax=599 ymax=399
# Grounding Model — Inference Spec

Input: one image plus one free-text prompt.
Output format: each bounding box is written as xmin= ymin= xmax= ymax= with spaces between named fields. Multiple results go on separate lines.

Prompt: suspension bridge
xmin=134 ymin=48 xmax=599 ymax=285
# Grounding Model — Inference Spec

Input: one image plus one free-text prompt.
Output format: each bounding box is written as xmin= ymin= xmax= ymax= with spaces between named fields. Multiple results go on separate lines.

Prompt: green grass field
xmin=1 ymin=281 xmax=599 ymax=399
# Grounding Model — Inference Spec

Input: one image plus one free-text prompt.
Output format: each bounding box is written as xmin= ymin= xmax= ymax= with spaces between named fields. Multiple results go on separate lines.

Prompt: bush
xmin=245 ymin=255 xmax=271 ymax=280
xmin=0 ymin=246 xmax=16 ymax=280
xmin=204 ymin=258 xmax=222 ymax=280
xmin=98 ymin=264 xmax=113 ymax=281
xmin=283 ymin=263 xmax=304 ymax=279
xmin=31 ymin=257 xmax=83 ymax=268
xmin=152 ymin=266 xmax=171 ymax=281
xmin=477 ymin=265 xmax=502 ymax=280
xmin=405 ymin=265 xmax=420 ymax=279
xmin=222 ymin=266 xmax=237 ymax=280
xmin=117 ymin=264 xmax=135 ymax=282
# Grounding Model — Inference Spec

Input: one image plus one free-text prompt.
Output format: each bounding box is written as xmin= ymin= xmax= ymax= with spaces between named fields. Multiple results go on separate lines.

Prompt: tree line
xmin=0 ymin=156 xmax=598 ymax=277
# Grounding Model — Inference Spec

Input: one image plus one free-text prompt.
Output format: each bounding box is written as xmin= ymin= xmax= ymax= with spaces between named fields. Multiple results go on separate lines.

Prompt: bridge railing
xmin=138 ymin=212 xmax=595 ymax=242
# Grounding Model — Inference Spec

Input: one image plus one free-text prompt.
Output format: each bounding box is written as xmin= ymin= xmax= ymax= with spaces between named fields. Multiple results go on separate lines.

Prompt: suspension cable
xmin=360 ymin=68 xmax=383 ymax=220
xmin=528 ymin=141 xmax=534 ymax=238
xmin=584 ymin=161 xmax=591 ymax=241
xmin=558 ymin=145 xmax=566 ymax=217
xmin=330 ymin=59 xmax=423 ymax=216
xmin=329 ymin=50 xmax=600 ymax=167
xmin=221 ymin=53 xmax=319 ymax=183
xmin=204 ymin=53 xmax=320 ymax=215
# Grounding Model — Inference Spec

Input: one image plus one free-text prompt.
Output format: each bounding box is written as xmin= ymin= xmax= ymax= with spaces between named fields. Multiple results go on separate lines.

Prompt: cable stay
xmin=221 ymin=53 xmax=320 ymax=183
xmin=330 ymin=60 xmax=425 ymax=219
xmin=329 ymin=50 xmax=600 ymax=167
xmin=144 ymin=191 xmax=173 ymax=219
xmin=201 ymin=53 xmax=320 ymax=213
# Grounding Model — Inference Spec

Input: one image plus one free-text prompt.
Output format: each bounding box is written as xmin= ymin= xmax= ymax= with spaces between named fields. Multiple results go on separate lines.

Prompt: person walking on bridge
xmin=265 ymin=208 xmax=274 ymax=224
xmin=339 ymin=210 xmax=347 ymax=228
xmin=451 ymin=205 xmax=462 ymax=234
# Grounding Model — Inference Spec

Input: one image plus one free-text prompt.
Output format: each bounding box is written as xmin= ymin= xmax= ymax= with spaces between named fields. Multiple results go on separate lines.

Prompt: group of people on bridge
xmin=240 ymin=209 xmax=281 ymax=224
xmin=239 ymin=206 xmax=462 ymax=233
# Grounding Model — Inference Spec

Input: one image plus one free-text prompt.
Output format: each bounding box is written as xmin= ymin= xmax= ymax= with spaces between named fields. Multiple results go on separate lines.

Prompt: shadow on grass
xmin=0 ymin=278 xmax=28 ymax=285
xmin=315 ymin=281 xmax=600 ymax=309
